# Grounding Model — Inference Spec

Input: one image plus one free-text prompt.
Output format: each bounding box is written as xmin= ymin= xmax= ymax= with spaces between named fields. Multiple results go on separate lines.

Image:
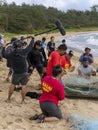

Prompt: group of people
xmin=78 ymin=47 xmax=96 ymax=79
xmin=0 ymin=34 xmax=97 ymax=123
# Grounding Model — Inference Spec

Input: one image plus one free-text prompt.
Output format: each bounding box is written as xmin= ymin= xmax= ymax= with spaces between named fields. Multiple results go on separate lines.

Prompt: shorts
xmin=28 ymin=64 xmax=43 ymax=75
xmin=40 ymin=101 xmax=62 ymax=119
xmin=12 ymin=73 xmax=29 ymax=85
xmin=42 ymin=60 xmax=47 ymax=67
xmin=35 ymin=64 xmax=43 ymax=74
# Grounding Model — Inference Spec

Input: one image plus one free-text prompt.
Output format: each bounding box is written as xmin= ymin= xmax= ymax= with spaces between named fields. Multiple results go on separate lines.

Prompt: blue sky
xmin=6 ymin=0 xmax=98 ymax=11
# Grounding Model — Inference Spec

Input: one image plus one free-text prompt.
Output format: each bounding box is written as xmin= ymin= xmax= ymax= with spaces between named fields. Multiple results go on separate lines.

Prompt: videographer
xmin=2 ymin=36 xmax=34 ymax=104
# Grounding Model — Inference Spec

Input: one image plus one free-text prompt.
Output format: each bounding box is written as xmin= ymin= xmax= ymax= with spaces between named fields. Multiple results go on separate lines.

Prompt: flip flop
xmin=29 ymin=114 xmax=39 ymax=120
xmin=38 ymin=115 xmax=46 ymax=123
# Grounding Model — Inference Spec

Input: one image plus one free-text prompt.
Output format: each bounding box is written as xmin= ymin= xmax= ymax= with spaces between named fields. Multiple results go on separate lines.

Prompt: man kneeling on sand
xmin=30 ymin=65 xmax=65 ymax=123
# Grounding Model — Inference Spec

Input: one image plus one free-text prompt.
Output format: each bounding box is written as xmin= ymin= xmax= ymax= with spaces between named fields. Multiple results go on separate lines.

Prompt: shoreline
xmin=0 ymin=31 xmax=98 ymax=130
xmin=45 ymin=31 xmax=98 ymax=66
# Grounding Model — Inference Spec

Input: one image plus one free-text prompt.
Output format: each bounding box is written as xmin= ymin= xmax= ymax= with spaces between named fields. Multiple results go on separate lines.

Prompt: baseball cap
xmin=20 ymin=36 xmax=25 ymax=40
xmin=34 ymin=40 xmax=41 ymax=46
xmin=13 ymin=41 xmax=22 ymax=48
xmin=82 ymin=56 xmax=89 ymax=62
xmin=68 ymin=50 xmax=74 ymax=56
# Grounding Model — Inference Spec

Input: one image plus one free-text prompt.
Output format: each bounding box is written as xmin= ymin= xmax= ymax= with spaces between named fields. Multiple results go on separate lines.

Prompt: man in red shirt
xmin=39 ymin=65 xmax=65 ymax=123
xmin=60 ymin=50 xmax=75 ymax=72
xmin=46 ymin=44 xmax=67 ymax=76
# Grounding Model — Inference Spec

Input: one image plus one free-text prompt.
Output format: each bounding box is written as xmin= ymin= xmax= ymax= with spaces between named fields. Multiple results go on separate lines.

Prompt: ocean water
xmin=60 ymin=32 xmax=98 ymax=57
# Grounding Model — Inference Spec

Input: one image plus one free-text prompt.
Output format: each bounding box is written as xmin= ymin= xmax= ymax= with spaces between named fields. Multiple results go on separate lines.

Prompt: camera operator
xmin=2 ymin=36 xmax=34 ymax=104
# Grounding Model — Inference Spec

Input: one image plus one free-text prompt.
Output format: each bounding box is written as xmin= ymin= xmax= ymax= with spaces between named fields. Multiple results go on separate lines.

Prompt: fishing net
xmin=68 ymin=114 xmax=98 ymax=130
xmin=62 ymin=76 xmax=98 ymax=98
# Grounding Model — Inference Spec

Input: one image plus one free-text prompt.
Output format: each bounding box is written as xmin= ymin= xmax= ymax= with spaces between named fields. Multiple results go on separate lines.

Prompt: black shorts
xmin=42 ymin=60 xmax=47 ymax=67
xmin=12 ymin=73 xmax=29 ymax=85
xmin=40 ymin=101 xmax=62 ymax=119
xmin=28 ymin=64 xmax=43 ymax=75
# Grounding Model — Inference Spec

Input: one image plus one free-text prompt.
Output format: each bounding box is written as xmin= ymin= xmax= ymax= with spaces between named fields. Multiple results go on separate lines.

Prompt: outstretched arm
xmin=22 ymin=37 xmax=34 ymax=55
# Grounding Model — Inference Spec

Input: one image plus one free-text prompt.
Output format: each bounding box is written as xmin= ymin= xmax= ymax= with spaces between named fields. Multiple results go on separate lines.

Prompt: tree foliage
xmin=0 ymin=1 xmax=98 ymax=33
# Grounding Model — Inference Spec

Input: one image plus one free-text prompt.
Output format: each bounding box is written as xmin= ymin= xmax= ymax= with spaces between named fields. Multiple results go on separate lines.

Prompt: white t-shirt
xmin=0 ymin=39 xmax=4 ymax=45
xmin=78 ymin=64 xmax=95 ymax=76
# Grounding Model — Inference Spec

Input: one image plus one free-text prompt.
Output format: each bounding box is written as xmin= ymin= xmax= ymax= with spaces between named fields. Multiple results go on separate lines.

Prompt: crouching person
xmin=39 ymin=65 xmax=65 ymax=123
xmin=78 ymin=56 xmax=96 ymax=79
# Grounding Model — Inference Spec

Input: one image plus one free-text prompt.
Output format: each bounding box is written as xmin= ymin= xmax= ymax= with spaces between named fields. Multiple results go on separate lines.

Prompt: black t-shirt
xmin=47 ymin=42 xmax=55 ymax=52
xmin=47 ymin=42 xmax=55 ymax=56
xmin=27 ymin=47 xmax=43 ymax=66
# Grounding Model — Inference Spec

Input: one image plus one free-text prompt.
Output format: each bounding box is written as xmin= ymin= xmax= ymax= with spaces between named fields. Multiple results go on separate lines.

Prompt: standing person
xmin=28 ymin=40 xmax=47 ymax=89
xmin=2 ymin=37 xmax=17 ymax=82
xmin=2 ymin=37 xmax=34 ymax=103
xmin=78 ymin=56 xmax=96 ymax=79
xmin=41 ymin=37 xmax=47 ymax=64
xmin=46 ymin=44 xmax=67 ymax=76
xmin=39 ymin=65 xmax=65 ymax=123
xmin=0 ymin=34 xmax=4 ymax=61
xmin=79 ymin=47 xmax=94 ymax=64
xmin=60 ymin=50 xmax=75 ymax=72
xmin=41 ymin=37 xmax=46 ymax=53
xmin=47 ymin=36 xmax=55 ymax=57
xmin=40 ymin=41 xmax=47 ymax=65
xmin=27 ymin=40 xmax=44 ymax=80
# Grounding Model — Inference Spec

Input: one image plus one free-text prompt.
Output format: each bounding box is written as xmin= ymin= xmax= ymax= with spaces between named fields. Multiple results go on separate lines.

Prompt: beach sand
xmin=0 ymin=31 xmax=98 ymax=130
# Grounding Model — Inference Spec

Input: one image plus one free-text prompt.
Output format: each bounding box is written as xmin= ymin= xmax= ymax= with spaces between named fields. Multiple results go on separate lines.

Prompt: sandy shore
xmin=0 ymin=31 xmax=98 ymax=130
